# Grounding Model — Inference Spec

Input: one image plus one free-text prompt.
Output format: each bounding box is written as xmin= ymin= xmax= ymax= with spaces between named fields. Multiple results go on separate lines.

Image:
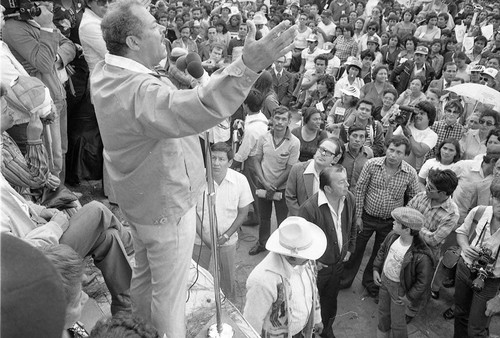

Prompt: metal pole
xmin=203 ymin=131 xmax=224 ymax=335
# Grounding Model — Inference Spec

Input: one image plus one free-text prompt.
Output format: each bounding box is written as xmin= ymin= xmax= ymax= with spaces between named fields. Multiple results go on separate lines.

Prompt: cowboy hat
xmin=340 ymin=85 xmax=361 ymax=99
xmin=266 ymin=217 xmax=327 ymax=260
xmin=345 ymin=56 xmax=362 ymax=70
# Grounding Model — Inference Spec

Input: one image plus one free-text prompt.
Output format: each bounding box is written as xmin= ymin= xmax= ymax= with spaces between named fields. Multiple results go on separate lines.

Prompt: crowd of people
xmin=2 ymin=0 xmax=500 ymax=337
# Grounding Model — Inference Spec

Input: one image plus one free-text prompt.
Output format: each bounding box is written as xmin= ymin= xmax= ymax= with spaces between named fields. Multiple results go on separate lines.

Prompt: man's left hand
xmin=39 ymin=208 xmax=59 ymax=221
xmin=313 ymin=322 xmax=323 ymax=335
xmin=401 ymin=125 xmax=412 ymax=138
xmin=242 ymin=20 xmax=296 ymax=73
xmin=485 ymin=295 xmax=500 ymax=317
xmin=343 ymin=251 xmax=351 ymax=262
xmin=398 ymin=295 xmax=411 ymax=307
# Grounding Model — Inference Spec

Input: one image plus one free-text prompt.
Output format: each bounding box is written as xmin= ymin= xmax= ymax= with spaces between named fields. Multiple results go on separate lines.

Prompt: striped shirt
xmin=355 ymin=157 xmax=420 ymax=220
xmin=408 ymin=191 xmax=460 ymax=258
xmin=427 ymin=120 xmax=464 ymax=159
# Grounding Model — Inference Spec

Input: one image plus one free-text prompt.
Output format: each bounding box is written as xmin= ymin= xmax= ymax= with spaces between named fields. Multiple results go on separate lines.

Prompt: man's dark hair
xmin=211 ymin=142 xmax=233 ymax=161
xmin=90 ymin=313 xmax=161 ymax=338
xmin=490 ymin=177 xmax=500 ymax=199
xmin=474 ymin=35 xmax=488 ymax=45
xmin=314 ymin=54 xmax=329 ymax=66
xmin=360 ymin=49 xmax=375 ymax=61
xmin=486 ymin=128 xmax=500 ymax=145
xmin=356 ymin=99 xmax=374 ymax=112
xmin=442 ymin=62 xmax=457 ymax=73
xmin=415 ymin=101 xmax=437 ymax=126
xmin=273 ymin=106 xmax=292 ymax=120
xmin=348 ymin=125 xmax=367 ymax=136
xmin=244 ymin=89 xmax=264 ymax=113
xmin=386 ymin=135 xmax=411 ymax=155
xmin=427 ymin=169 xmax=459 ymax=196
xmin=319 ymin=164 xmax=346 ymax=190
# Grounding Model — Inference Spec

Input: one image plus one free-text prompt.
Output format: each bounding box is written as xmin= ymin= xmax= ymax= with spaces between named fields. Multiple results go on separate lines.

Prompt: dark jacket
xmin=298 ymin=191 xmax=357 ymax=265
xmin=389 ymin=60 xmax=435 ymax=94
xmin=373 ymin=231 xmax=435 ymax=308
xmin=271 ymin=70 xmax=295 ymax=107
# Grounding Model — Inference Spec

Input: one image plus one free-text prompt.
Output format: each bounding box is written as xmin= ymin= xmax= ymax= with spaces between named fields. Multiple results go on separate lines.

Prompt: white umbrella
xmin=447 ymin=83 xmax=500 ymax=107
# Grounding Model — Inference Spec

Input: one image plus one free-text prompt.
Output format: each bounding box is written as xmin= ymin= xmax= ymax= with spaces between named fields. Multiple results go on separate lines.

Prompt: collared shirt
xmin=355 ymin=157 xmax=419 ymax=219
xmin=456 ymin=206 xmax=500 ymax=278
xmin=1 ymin=132 xmax=49 ymax=194
xmin=195 ymin=168 xmax=253 ymax=246
xmin=233 ymin=112 xmax=268 ymax=163
xmin=318 ymin=190 xmax=345 ymax=251
xmin=91 ymin=52 xmax=259 ymax=226
xmin=428 ymin=120 xmax=465 ymax=159
xmin=331 ymin=35 xmax=358 ymax=63
xmin=408 ymin=191 xmax=459 ymax=257
xmin=284 ymin=258 xmax=313 ymax=335
xmin=452 ymin=159 xmax=492 ymax=223
xmin=255 ymin=128 xmax=300 ymax=190
xmin=340 ymin=144 xmax=371 ymax=193
xmin=460 ymin=129 xmax=486 ymax=160
xmin=79 ymin=8 xmax=107 ymax=74
xmin=303 ymin=159 xmax=320 ymax=195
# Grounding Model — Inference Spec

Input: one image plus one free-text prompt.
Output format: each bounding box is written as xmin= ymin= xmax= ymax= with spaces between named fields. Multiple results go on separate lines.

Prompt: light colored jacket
xmin=90 ymin=56 xmax=259 ymax=226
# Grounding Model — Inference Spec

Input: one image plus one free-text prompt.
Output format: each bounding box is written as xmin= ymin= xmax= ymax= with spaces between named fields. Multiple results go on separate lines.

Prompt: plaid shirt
xmin=408 ymin=191 xmax=460 ymax=258
xmin=427 ymin=120 xmax=464 ymax=159
xmin=355 ymin=157 xmax=420 ymax=220
xmin=332 ymin=36 xmax=358 ymax=63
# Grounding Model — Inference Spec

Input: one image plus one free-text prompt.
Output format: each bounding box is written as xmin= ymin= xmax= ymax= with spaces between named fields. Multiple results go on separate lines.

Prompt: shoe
xmin=442 ymin=277 xmax=455 ymax=288
xmin=431 ymin=290 xmax=439 ymax=299
xmin=249 ymin=243 xmax=267 ymax=256
xmin=443 ymin=307 xmax=454 ymax=320
xmin=405 ymin=315 xmax=414 ymax=324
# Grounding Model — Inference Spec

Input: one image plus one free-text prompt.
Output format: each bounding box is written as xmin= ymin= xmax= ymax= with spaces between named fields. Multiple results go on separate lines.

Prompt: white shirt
xmin=456 ymin=206 xmax=500 ymax=278
xmin=318 ymin=190 xmax=345 ymax=251
xmin=233 ymin=112 xmax=268 ymax=162
xmin=303 ymin=159 xmax=320 ymax=195
xmin=394 ymin=125 xmax=438 ymax=170
xmin=195 ymin=168 xmax=253 ymax=246
xmin=283 ymin=258 xmax=313 ymax=335
xmin=418 ymin=158 xmax=455 ymax=181
xmin=79 ymin=9 xmax=108 ymax=74
xmin=383 ymin=237 xmax=411 ymax=282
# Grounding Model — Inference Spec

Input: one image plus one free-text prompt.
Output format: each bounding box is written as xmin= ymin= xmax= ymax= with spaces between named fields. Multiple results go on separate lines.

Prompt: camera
xmin=393 ymin=105 xmax=415 ymax=127
xmin=471 ymin=247 xmax=496 ymax=292
xmin=1 ymin=0 xmax=42 ymax=21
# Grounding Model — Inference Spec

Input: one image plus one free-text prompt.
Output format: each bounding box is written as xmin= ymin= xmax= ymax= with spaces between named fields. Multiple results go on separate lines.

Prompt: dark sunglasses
xmin=479 ymin=119 xmax=495 ymax=126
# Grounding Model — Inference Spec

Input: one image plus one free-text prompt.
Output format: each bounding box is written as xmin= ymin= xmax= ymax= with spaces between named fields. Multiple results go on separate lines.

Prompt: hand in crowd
xmin=242 ymin=20 xmax=296 ymax=73
xmin=343 ymin=251 xmax=351 ymax=263
xmin=397 ymin=295 xmax=411 ymax=307
xmin=373 ymin=270 xmax=381 ymax=286
xmin=26 ymin=111 xmax=43 ymax=141
xmin=50 ymin=210 xmax=70 ymax=232
xmin=356 ymin=218 xmax=363 ymax=232
xmin=39 ymin=207 xmax=59 ymax=221
xmin=33 ymin=4 xmax=54 ymax=29
xmin=317 ymin=261 xmax=328 ymax=272
xmin=485 ymin=296 xmax=500 ymax=317
xmin=45 ymin=174 xmax=61 ymax=190
xmin=313 ymin=322 xmax=323 ymax=336
xmin=462 ymin=245 xmax=481 ymax=261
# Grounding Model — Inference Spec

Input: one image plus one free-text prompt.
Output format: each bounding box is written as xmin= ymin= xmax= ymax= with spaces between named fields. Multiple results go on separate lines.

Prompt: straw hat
xmin=253 ymin=11 xmax=268 ymax=25
xmin=345 ymin=56 xmax=362 ymax=70
xmin=340 ymin=85 xmax=361 ymax=99
xmin=266 ymin=217 xmax=327 ymax=260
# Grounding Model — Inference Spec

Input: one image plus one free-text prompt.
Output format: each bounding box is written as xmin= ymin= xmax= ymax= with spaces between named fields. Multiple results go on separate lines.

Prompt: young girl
xmin=428 ymin=39 xmax=444 ymax=76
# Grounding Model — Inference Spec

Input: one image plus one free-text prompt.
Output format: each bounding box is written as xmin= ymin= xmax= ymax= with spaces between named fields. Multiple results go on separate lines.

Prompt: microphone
xmin=175 ymin=55 xmax=188 ymax=72
xmin=185 ymin=52 xmax=202 ymax=65
xmin=187 ymin=61 xmax=205 ymax=79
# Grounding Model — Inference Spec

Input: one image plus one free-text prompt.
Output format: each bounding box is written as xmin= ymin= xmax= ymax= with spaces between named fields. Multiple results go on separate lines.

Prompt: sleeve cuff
xmin=27 ymin=139 xmax=43 ymax=145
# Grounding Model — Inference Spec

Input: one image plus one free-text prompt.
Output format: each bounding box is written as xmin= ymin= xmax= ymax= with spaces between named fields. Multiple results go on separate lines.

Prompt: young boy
xmin=373 ymin=207 xmax=435 ymax=337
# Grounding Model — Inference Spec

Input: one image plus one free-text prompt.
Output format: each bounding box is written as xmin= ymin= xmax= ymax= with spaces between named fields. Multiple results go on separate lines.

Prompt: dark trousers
xmin=342 ymin=212 xmax=393 ymax=294
xmin=317 ymin=262 xmax=343 ymax=338
xmin=454 ymin=258 xmax=500 ymax=338
xmin=256 ymin=191 xmax=288 ymax=245
xmin=242 ymin=161 xmax=260 ymax=222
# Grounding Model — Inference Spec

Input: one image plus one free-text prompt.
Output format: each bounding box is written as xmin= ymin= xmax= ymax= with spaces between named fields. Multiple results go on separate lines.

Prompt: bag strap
xmin=469 ymin=206 xmax=487 ymax=243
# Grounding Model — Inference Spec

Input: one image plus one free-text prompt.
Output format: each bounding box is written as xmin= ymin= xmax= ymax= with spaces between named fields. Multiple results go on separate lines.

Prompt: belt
xmin=364 ymin=212 xmax=393 ymax=221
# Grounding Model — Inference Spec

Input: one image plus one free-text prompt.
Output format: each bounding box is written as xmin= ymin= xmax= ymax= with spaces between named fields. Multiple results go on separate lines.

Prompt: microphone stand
xmin=204 ymin=130 xmax=234 ymax=338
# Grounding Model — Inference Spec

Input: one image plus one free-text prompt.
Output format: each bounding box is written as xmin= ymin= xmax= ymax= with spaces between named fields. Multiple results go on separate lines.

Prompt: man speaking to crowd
xmin=90 ymin=1 xmax=296 ymax=336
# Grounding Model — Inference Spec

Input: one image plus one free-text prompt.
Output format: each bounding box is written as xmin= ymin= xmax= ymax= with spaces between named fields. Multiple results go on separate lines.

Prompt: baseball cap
xmin=415 ymin=46 xmax=429 ymax=55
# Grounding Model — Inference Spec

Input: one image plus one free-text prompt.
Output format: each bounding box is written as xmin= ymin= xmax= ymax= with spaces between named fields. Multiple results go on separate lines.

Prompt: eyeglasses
xmin=479 ymin=119 xmax=495 ymax=126
xmin=444 ymin=108 xmax=459 ymax=115
xmin=318 ymin=146 xmax=336 ymax=157
xmin=480 ymin=76 xmax=490 ymax=82
xmin=425 ymin=182 xmax=441 ymax=193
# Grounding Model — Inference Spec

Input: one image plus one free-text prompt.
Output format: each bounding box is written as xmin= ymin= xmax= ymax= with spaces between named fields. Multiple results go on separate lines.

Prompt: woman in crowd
xmin=426 ymin=89 xmax=443 ymax=120
xmin=428 ymin=39 xmax=444 ymax=76
xmin=331 ymin=25 xmax=358 ymax=63
xmin=459 ymin=109 xmax=500 ymax=160
xmin=418 ymin=138 xmax=461 ymax=185
xmin=393 ymin=9 xmax=417 ymax=41
xmin=373 ymin=87 xmax=399 ymax=133
xmin=442 ymin=37 xmax=458 ymax=64
xmin=227 ymin=12 xmax=242 ymax=39
xmin=360 ymin=64 xmax=395 ymax=108
xmin=366 ymin=36 xmax=383 ymax=67
xmin=414 ymin=12 xmax=441 ymax=43
xmin=353 ymin=18 xmax=365 ymax=43
xmin=396 ymin=77 xmax=427 ymax=107
xmin=328 ymin=85 xmax=361 ymax=130
xmin=380 ymin=31 xmax=390 ymax=47
xmin=359 ymin=50 xmax=375 ymax=84
xmin=292 ymin=107 xmax=328 ymax=162
xmin=380 ymin=34 xmax=402 ymax=71
xmin=214 ymin=19 xmax=231 ymax=48
xmin=302 ymin=75 xmax=336 ymax=126
xmin=395 ymin=36 xmax=418 ymax=67
xmin=387 ymin=101 xmax=438 ymax=170
xmin=334 ymin=57 xmax=364 ymax=99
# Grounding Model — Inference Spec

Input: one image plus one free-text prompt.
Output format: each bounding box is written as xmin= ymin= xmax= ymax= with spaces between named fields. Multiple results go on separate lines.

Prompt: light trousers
xmin=130 ymin=206 xmax=196 ymax=337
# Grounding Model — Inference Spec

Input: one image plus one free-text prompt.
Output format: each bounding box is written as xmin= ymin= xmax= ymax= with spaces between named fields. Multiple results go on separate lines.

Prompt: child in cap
xmin=373 ymin=207 xmax=435 ymax=337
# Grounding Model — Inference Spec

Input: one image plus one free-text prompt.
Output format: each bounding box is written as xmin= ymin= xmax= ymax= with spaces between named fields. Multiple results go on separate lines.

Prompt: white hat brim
xmin=266 ymin=221 xmax=327 ymax=260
